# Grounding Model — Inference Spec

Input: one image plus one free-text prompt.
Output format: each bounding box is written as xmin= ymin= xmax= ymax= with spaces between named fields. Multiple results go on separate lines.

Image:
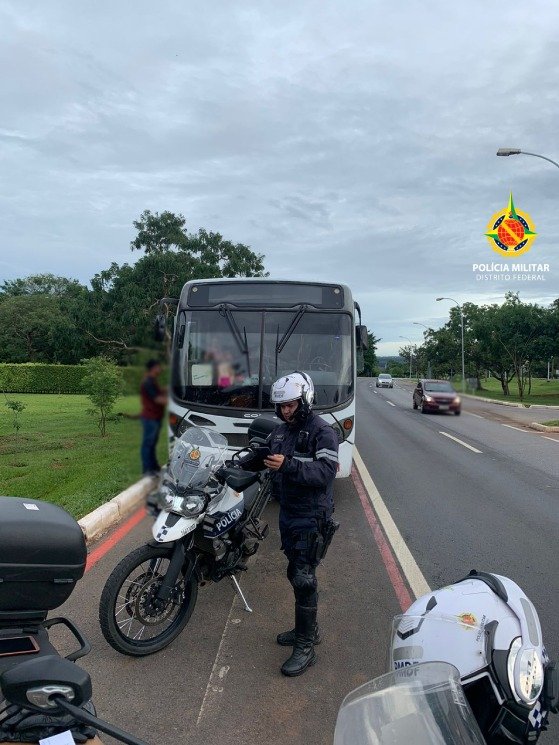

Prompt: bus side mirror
xmin=154 ymin=314 xmax=166 ymax=342
xmin=356 ymin=325 xmax=368 ymax=350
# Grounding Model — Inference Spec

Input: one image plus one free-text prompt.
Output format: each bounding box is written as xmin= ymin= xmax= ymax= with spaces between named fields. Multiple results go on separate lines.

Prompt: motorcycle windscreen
xmin=168 ymin=426 xmax=228 ymax=489
xmin=334 ymin=662 xmax=485 ymax=745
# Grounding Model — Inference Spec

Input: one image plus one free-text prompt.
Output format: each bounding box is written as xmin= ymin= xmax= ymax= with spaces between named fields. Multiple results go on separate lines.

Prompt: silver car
xmin=376 ymin=373 xmax=393 ymax=388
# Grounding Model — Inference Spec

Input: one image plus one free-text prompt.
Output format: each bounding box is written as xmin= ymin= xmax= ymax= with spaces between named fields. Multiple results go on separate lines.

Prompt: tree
xmin=494 ymin=293 xmax=545 ymax=399
xmin=0 ymin=275 xmax=97 ymax=364
xmin=0 ymin=274 xmax=85 ymax=297
xmin=130 ymin=210 xmax=188 ymax=254
xmin=4 ymin=398 xmax=25 ymax=439
xmin=89 ymin=210 xmax=268 ymax=357
xmin=81 ymin=356 xmax=124 ymax=437
xmin=362 ymin=331 xmax=380 ymax=376
xmin=0 ymin=295 xmax=73 ymax=363
xmin=0 ymin=217 xmax=268 ymax=364
xmin=388 ymin=360 xmax=407 ymax=377
xmin=397 ymin=345 xmax=416 ymax=378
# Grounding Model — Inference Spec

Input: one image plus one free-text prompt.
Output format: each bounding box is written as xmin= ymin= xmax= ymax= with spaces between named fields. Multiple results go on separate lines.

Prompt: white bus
xmin=157 ymin=278 xmax=367 ymax=477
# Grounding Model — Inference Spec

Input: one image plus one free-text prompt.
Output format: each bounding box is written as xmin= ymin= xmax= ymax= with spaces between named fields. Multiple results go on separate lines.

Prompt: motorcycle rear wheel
xmin=99 ymin=544 xmax=198 ymax=656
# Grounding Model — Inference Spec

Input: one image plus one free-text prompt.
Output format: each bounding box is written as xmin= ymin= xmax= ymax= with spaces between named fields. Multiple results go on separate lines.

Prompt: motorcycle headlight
xmin=168 ymin=493 xmax=206 ymax=518
xmin=507 ymin=637 xmax=544 ymax=705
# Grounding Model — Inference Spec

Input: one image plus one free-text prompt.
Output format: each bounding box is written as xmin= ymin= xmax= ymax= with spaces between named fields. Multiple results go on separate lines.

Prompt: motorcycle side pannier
xmin=0 ymin=497 xmax=87 ymax=613
xmin=247 ymin=415 xmax=277 ymax=445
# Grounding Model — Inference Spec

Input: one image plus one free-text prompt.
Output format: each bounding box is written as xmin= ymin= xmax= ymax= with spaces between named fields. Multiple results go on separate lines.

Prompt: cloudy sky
xmin=1 ymin=1 xmax=558 ymax=355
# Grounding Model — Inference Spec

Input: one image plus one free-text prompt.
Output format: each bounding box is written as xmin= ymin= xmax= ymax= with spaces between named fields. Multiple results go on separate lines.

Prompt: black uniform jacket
xmin=269 ymin=412 xmax=339 ymax=518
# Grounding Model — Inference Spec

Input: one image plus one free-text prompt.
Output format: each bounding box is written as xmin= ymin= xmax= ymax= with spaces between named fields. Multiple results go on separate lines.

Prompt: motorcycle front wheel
xmin=99 ymin=543 xmax=198 ymax=656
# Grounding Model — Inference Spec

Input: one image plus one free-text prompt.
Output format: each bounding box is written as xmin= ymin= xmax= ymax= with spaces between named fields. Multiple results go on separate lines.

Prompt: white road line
xmin=353 ymin=448 xmax=431 ymax=598
xmin=466 ymin=412 xmax=484 ymax=419
xmin=387 ymin=401 xmax=396 ymax=407
xmin=196 ymin=596 xmax=238 ymax=725
xmin=502 ymin=424 xmax=527 ymax=433
xmin=542 ymin=436 xmax=559 ymax=444
xmin=439 ymin=431 xmax=482 ymax=453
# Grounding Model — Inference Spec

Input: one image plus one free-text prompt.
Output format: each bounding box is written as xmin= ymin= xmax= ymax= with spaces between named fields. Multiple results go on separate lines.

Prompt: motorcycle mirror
xmin=0 ymin=655 xmax=92 ymax=714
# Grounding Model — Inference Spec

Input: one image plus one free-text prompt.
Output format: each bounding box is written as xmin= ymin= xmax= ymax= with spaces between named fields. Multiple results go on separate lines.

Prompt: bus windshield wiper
xmin=218 ymin=305 xmax=248 ymax=355
xmin=276 ymin=305 xmax=308 ymax=354
xmin=218 ymin=305 xmax=251 ymax=375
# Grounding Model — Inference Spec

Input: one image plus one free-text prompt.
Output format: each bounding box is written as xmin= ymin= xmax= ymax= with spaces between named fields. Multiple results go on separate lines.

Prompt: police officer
xmin=263 ymin=371 xmax=339 ymax=677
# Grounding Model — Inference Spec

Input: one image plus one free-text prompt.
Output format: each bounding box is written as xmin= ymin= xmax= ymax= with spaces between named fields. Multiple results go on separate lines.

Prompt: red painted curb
xmin=85 ymin=507 xmax=147 ymax=572
xmin=351 ymin=463 xmax=413 ymax=612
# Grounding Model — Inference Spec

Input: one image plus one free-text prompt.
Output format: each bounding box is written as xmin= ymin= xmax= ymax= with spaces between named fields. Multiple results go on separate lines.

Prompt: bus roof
xmin=179 ymin=278 xmax=354 ymax=311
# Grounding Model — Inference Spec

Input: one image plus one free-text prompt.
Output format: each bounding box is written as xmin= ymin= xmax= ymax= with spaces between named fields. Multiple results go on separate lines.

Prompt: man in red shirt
xmin=140 ymin=359 xmax=168 ymax=476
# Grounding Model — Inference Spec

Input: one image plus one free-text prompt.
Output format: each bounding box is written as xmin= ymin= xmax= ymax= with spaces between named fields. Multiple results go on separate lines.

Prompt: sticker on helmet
xmin=457 ymin=612 xmax=477 ymax=629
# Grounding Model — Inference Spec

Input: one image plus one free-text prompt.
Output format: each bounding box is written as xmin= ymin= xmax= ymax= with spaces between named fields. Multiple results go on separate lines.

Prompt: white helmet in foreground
xmin=270 ymin=371 xmax=314 ymax=423
xmin=390 ymin=570 xmax=558 ymax=743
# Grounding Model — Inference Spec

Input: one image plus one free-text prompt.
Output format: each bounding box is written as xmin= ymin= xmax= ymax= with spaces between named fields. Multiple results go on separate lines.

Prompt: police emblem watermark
xmin=474 ymin=193 xmax=550 ymax=282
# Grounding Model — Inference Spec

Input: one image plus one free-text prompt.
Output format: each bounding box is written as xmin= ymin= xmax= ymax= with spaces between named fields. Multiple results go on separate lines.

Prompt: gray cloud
xmin=1 ymin=0 xmax=558 ymax=354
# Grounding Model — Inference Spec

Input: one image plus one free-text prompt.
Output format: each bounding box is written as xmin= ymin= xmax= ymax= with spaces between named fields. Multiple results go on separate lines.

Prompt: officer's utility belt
xmin=310 ymin=518 xmax=340 ymax=564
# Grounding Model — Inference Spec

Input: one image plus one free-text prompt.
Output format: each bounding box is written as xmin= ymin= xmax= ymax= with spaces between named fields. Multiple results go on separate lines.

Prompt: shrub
xmin=0 ymin=363 xmax=157 ymax=395
xmin=81 ymin=357 xmax=124 ymax=437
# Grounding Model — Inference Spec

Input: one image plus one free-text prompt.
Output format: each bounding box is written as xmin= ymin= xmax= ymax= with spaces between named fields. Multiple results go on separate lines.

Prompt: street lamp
xmin=496 ymin=148 xmax=559 ymax=170
xmin=399 ymin=336 xmax=413 ymax=380
xmin=436 ymin=297 xmax=465 ymax=393
xmin=413 ymin=322 xmax=432 ymax=377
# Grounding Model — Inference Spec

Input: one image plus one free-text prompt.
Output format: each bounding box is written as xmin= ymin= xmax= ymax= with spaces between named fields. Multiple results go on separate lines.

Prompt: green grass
xmin=466 ymin=377 xmax=559 ymax=407
xmin=542 ymin=420 xmax=559 ymax=426
xmin=0 ymin=395 xmax=168 ymax=519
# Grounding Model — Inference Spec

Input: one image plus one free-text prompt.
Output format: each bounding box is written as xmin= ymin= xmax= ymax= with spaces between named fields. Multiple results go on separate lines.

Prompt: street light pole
xmin=496 ymin=148 xmax=559 ymax=170
xmin=399 ymin=336 xmax=413 ymax=380
xmin=436 ymin=297 xmax=465 ymax=393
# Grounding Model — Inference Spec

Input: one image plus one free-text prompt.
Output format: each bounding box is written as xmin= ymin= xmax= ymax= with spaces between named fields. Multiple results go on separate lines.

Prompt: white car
xmin=376 ymin=373 xmax=393 ymax=388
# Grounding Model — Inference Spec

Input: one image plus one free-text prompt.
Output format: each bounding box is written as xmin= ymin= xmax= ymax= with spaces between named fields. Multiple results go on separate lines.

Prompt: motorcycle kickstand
xmin=230 ymin=575 xmax=252 ymax=613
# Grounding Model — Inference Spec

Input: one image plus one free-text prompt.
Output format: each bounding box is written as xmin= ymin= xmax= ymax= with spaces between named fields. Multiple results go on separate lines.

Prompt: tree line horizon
xmin=1 ymin=209 xmax=556 ymax=398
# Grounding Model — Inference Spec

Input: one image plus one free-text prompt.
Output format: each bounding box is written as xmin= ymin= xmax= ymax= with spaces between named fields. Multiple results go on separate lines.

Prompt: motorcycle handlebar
xmin=55 ymin=697 xmax=151 ymax=745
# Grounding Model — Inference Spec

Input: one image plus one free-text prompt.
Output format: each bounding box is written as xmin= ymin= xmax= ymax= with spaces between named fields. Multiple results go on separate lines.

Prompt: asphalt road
xmin=56 ymin=478 xmax=401 ymax=745
xmin=356 ymin=378 xmax=559 ymax=654
xmin=24 ymin=382 xmax=559 ymax=743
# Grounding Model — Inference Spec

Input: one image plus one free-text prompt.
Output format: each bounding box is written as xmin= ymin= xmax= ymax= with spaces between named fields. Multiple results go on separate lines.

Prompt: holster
xmin=309 ymin=518 xmax=340 ymax=564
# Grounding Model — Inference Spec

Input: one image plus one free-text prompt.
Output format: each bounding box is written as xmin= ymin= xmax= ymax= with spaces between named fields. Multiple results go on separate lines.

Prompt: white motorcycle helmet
xmin=270 ymin=371 xmax=314 ymax=423
xmin=390 ymin=570 xmax=558 ymax=744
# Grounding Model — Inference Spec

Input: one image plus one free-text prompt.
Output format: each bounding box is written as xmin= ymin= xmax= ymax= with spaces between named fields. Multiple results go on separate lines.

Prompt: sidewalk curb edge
xmin=529 ymin=422 xmax=559 ymax=432
xmin=78 ymin=476 xmax=157 ymax=545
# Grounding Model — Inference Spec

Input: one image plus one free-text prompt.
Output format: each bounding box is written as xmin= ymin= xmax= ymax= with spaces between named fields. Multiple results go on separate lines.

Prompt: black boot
xmin=280 ymin=605 xmax=317 ymax=677
xmin=276 ymin=623 xmax=321 ymax=646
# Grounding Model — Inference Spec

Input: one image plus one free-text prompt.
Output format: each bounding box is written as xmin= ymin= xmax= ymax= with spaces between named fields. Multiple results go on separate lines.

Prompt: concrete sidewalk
xmin=78 ymin=475 xmax=157 ymax=544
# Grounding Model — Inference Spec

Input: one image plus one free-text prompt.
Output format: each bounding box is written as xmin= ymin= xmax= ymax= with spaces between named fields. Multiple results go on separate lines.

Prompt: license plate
xmin=438 ymin=405 xmax=449 ymax=410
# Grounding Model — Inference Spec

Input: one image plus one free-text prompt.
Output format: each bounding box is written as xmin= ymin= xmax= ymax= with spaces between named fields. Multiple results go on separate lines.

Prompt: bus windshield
xmin=172 ymin=309 xmax=353 ymax=410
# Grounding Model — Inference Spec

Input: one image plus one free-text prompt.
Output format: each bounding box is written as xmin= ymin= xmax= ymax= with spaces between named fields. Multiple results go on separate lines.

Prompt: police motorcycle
xmin=335 ymin=570 xmax=559 ymax=745
xmin=0 ymin=496 xmax=149 ymax=744
xmin=98 ymin=418 xmax=275 ymax=657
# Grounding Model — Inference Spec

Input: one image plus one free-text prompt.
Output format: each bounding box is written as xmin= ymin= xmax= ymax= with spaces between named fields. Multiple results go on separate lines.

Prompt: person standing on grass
xmin=140 ymin=359 xmax=167 ymax=476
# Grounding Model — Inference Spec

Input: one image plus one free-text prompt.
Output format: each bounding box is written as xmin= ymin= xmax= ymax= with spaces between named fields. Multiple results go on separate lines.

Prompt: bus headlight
xmin=331 ymin=417 xmax=354 ymax=443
